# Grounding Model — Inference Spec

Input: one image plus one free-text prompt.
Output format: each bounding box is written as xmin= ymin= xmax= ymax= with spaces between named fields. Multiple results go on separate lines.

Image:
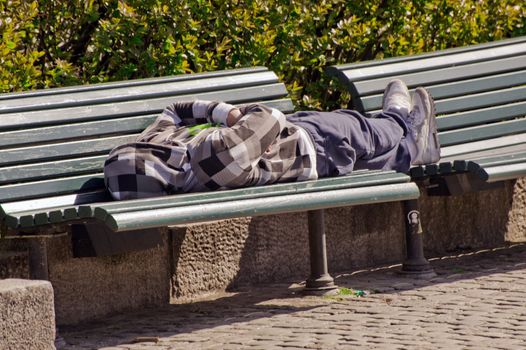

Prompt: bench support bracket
xmin=71 ymin=223 xmax=163 ymax=257
xmin=427 ymin=173 xmax=503 ymax=196
xmin=304 ymin=209 xmax=338 ymax=293
xmin=401 ymin=200 xmax=436 ymax=278
xmin=29 ymin=238 xmax=49 ymax=280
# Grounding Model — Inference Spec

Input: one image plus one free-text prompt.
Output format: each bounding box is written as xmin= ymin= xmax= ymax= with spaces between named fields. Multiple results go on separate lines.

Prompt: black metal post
xmin=29 ymin=238 xmax=49 ymax=280
xmin=401 ymin=199 xmax=435 ymax=277
xmin=304 ymin=209 xmax=338 ymax=293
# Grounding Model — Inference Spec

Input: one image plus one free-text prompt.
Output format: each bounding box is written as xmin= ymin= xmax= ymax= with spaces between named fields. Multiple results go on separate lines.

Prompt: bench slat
xmin=352 ymin=56 xmax=526 ymax=96
xmin=439 ymin=118 xmax=526 ymax=147
xmin=0 ymin=156 xmax=107 ymax=185
xmin=1 ymin=190 xmax=110 ymax=215
xmin=441 ymin=134 xmax=526 ymax=159
xmin=468 ymin=151 xmax=526 ymax=171
xmin=442 ymin=143 xmax=526 ymax=163
xmin=436 ymin=102 xmax=526 ymax=132
xmin=0 ymin=70 xmax=280 ymax=113
xmin=0 ymin=101 xmax=165 ymax=131
xmin=360 ymin=70 xmax=526 ymax=112
xmin=425 ymin=70 xmax=526 ymax=101
xmin=475 ymin=163 xmax=526 ymax=183
xmin=0 ymin=135 xmax=136 ymax=167
xmin=334 ymin=42 xmax=526 ymax=82
xmin=0 ymin=67 xmax=269 ymax=101
xmin=250 ymin=98 xmax=296 ymax=114
xmin=435 ymin=85 xmax=526 ymax=115
xmin=104 ymin=183 xmax=420 ymax=232
xmin=326 ymin=36 xmax=526 ymax=75
xmin=0 ymin=174 xmax=105 ymax=203
xmin=2 ymin=191 xmax=112 ymax=229
xmin=0 ymin=115 xmax=155 ymax=149
xmin=8 ymin=182 xmax=420 ymax=229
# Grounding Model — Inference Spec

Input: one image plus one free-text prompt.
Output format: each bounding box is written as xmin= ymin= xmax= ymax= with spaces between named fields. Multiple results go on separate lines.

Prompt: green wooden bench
xmin=327 ymin=36 xmax=526 ymax=265
xmin=0 ymin=67 xmax=420 ymax=292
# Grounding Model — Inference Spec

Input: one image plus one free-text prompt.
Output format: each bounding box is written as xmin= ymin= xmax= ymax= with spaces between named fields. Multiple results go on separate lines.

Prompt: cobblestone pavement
xmin=59 ymin=244 xmax=526 ymax=350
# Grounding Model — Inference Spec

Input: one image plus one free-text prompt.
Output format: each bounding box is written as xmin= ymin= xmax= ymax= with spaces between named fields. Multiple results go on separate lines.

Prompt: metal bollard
xmin=400 ymin=199 xmax=436 ymax=278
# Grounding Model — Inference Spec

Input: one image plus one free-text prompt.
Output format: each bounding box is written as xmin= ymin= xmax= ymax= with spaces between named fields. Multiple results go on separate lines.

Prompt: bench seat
xmin=326 ymin=36 xmax=526 ymax=195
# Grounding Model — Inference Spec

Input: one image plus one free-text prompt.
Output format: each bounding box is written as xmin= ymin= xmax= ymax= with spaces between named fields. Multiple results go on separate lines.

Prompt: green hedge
xmin=1 ymin=0 xmax=524 ymax=109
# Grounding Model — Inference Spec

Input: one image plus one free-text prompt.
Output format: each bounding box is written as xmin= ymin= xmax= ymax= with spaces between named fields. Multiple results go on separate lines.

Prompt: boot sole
xmin=415 ymin=87 xmax=440 ymax=164
xmin=382 ymin=79 xmax=410 ymax=113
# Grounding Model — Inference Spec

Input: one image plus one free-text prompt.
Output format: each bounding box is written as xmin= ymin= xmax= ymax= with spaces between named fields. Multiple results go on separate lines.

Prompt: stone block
xmin=0 ymin=279 xmax=55 ymax=350
xmin=325 ymin=202 xmax=405 ymax=271
xmin=45 ymin=230 xmax=171 ymax=326
xmin=420 ymin=179 xmax=526 ymax=256
xmin=505 ymin=178 xmax=526 ymax=243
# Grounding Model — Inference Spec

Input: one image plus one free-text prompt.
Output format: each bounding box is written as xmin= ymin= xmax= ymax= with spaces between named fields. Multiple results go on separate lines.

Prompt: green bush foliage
xmin=1 ymin=0 xmax=525 ymax=109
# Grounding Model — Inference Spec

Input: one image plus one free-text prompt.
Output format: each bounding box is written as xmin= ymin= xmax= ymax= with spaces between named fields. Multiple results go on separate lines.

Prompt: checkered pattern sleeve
xmin=190 ymin=103 xmax=287 ymax=190
xmin=138 ymin=100 xmax=238 ymax=141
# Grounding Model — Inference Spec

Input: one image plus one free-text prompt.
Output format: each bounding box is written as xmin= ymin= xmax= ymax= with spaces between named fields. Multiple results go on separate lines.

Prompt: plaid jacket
xmin=104 ymin=101 xmax=317 ymax=200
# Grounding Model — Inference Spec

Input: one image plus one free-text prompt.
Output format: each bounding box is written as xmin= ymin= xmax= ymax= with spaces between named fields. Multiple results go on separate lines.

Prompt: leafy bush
xmin=1 ymin=0 xmax=524 ymax=109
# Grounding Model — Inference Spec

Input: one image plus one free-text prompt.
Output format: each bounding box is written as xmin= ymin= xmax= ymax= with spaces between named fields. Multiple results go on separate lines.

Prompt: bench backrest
xmin=0 ymin=68 xmax=294 ymax=212
xmin=326 ymin=37 xmax=526 ymax=165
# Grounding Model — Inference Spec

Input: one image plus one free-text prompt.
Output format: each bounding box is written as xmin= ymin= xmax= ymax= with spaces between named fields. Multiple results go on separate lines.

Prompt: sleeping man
xmin=104 ymin=79 xmax=440 ymax=200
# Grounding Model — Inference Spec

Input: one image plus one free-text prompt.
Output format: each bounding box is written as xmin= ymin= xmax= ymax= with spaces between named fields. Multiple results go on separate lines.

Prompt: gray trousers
xmin=287 ymin=109 xmax=411 ymax=177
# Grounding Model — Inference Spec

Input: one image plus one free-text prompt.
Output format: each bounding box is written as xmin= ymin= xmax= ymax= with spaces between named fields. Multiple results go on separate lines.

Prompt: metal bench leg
xmin=401 ymin=199 xmax=436 ymax=278
xmin=304 ymin=209 xmax=338 ymax=293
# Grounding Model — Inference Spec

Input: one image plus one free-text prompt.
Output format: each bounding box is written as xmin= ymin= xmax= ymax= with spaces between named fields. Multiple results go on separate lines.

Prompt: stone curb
xmin=0 ymin=279 xmax=56 ymax=350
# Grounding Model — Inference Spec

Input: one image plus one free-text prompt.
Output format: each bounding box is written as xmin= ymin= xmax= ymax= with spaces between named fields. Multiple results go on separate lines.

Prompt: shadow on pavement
xmin=334 ymin=242 xmax=526 ymax=295
xmin=59 ymin=242 xmax=526 ymax=349
xmin=58 ymin=282 xmax=322 ymax=348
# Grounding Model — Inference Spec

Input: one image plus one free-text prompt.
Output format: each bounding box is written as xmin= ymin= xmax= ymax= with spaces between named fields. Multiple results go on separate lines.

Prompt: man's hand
xmin=226 ymin=108 xmax=243 ymax=127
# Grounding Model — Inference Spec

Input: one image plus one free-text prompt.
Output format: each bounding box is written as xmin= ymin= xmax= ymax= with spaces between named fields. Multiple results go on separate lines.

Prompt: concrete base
xmin=47 ymin=232 xmax=171 ymax=325
xmin=0 ymin=279 xmax=55 ymax=350
xmin=420 ymin=179 xmax=526 ymax=257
